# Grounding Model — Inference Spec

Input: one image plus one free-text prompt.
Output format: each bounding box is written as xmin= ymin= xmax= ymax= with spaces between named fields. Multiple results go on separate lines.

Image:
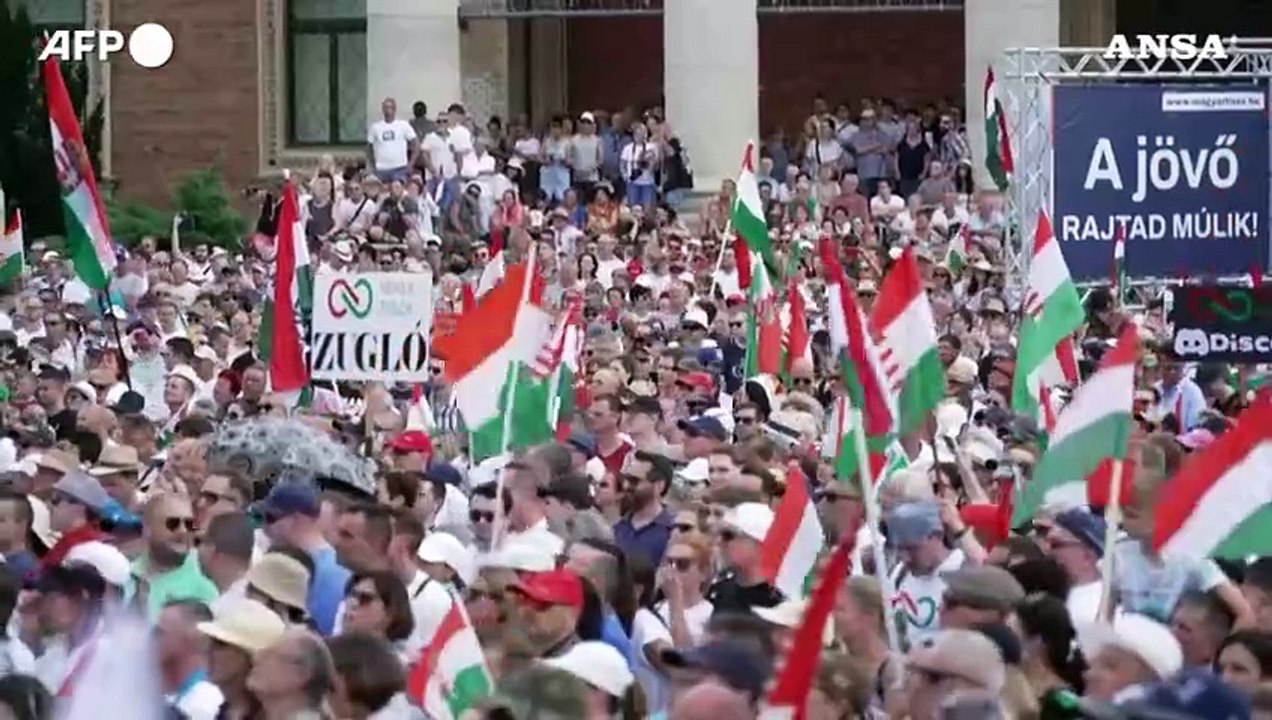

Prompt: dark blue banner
xmin=1052 ymin=84 xmax=1270 ymax=282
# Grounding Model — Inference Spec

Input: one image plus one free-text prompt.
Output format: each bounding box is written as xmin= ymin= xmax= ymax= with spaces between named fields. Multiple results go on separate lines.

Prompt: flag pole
xmin=1097 ymin=458 xmax=1125 ymax=622
xmin=850 ymin=407 xmax=903 ymax=656
xmin=490 ymin=245 xmax=538 ymax=550
xmin=708 ymin=219 xmax=733 ymax=297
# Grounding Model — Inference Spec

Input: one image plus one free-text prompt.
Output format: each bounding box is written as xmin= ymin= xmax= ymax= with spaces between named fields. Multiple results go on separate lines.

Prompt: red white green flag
xmin=745 ymin=256 xmax=783 ymax=378
xmin=984 ymin=65 xmax=1014 ymax=192
xmin=781 ymin=278 xmax=812 ymax=380
xmin=871 ymin=247 xmax=946 ymax=435
xmin=733 ymin=141 xmax=779 ymax=284
xmin=264 ymin=180 xmax=309 ymax=396
xmin=1012 ymin=322 xmax=1139 ymax=525
xmin=43 ymin=56 xmax=115 ymax=291
xmin=821 ymin=239 xmax=894 ymax=483
xmin=759 ymin=465 xmax=824 ymax=598
xmin=1153 ymin=397 xmax=1272 ymax=559
xmin=406 ymin=597 xmax=493 ymax=719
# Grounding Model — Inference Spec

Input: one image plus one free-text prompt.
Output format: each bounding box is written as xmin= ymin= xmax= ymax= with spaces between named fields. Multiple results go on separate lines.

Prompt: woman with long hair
xmin=1016 ymin=593 xmax=1087 ymax=717
xmin=339 ymin=571 xmax=415 ymax=656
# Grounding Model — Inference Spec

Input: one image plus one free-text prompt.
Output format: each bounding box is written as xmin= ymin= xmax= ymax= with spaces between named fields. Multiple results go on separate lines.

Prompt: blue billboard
xmin=1052 ymin=84 xmax=1269 ymax=282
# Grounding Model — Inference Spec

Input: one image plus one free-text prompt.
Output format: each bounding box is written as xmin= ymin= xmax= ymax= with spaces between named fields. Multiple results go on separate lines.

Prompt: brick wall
xmin=110 ymin=0 xmax=260 ymax=208
xmin=566 ymin=11 xmax=964 ymax=133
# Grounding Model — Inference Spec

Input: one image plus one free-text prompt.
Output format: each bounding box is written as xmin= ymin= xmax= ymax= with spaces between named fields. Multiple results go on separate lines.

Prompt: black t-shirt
xmin=707 ymin=572 xmax=784 ymax=616
xmin=896 ymin=138 xmax=931 ymax=181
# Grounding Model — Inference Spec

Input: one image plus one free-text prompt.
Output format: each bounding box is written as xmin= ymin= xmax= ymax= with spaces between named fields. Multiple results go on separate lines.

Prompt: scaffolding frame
xmin=998 ymin=43 xmax=1272 ymax=293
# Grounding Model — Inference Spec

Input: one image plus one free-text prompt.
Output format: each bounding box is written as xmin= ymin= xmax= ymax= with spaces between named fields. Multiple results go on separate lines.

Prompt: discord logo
xmin=1173 ymin=328 xmax=1210 ymax=357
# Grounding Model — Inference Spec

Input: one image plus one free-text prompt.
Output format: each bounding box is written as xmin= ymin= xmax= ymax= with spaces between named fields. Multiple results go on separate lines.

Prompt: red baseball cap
xmin=511 ymin=569 xmax=584 ymax=610
xmin=386 ymin=430 xmax=433 ymax=455
xmin=676 ymin=371 xmax=715 ymax=395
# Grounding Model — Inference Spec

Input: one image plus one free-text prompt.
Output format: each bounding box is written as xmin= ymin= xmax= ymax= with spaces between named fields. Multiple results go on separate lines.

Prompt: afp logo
xmin=1173 ymin=328 xmax=1210 ymax=357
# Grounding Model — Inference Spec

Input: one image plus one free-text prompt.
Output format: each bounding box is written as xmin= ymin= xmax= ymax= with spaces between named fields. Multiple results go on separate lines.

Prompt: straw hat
xmin=244 ymin=554 xmax=311 ymax=611
xmin=197 ymin=598 xmax=288 ymax=654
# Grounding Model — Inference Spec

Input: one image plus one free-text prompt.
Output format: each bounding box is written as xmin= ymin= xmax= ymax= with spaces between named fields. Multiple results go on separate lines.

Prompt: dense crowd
xmin=0 ymin=91 xmax=1266 ymax=720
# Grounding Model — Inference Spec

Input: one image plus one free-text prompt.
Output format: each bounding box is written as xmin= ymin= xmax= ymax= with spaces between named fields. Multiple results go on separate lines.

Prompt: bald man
xmin=669 ymin=681 xmax=753 ymax=720
xmin=77 ymin=404 xmax=117 ymax=443
xmin=135 ymin=493 xmax=219 ymax=619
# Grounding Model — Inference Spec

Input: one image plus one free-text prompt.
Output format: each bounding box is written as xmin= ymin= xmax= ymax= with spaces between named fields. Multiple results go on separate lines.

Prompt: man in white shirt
xmin=595 ymin=235 xmax=627 ymax=289
xmin=1048 ymin=507 xmax=1110 ymax=625
xmin=421 ymin=115 xmax=457 ymax=179
xmin=366 ymin=97 xmax=417 ymax=183
xmin=930 ymin=191 xmax=971 ymax=236
xmin=887 ymin=501 xmax=966 ymax=647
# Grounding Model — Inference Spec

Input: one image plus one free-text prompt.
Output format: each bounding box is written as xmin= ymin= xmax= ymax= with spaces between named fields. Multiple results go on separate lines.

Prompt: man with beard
xmin=613 ymin=451 xmax=675 ymax=567
xmin=132 ymin=493 xmax=219 ymax=620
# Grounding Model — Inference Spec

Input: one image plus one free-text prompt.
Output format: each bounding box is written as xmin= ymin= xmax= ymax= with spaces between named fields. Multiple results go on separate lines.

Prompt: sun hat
xmin=245 ymin=553 xmax=311 ymax=611
xmin=197 ymin=597 xmax=287 ymax=654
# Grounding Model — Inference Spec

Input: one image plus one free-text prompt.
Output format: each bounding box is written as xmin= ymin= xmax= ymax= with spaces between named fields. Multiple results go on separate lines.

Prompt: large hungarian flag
xmin=1013 ymin=212 xmax=1083 ymax=431
xmin=1154 ymin=398 xmax=1272 ymax=559
xmin=43 ymin=57 xmax=115 ymax=291
xmin=821 ymin=239 xmax=894 ymax=483
xmin=1012 ymin=323 xmax=1139 ymax=525
xmin=263 ymin=180 xmax=310 ymax=396
xmin=871 ymin=247 xmax=945 ymax=435
xmin=732 ymin=141 xmax=779 ymax=284
xmin=759 ymin=465 xmax=824 ymax=599
xmin=433 ymin=255 xmax=554 ymax=461
xmin=744 ymin=257 xmax=783 ymax=378
xmin=406 ymin=598 xmax=493 ymax=719
xmin=781 ymin=278 xmax=811 ymax=380
xmin=984 ymin=65 xmax=1014 ymax=192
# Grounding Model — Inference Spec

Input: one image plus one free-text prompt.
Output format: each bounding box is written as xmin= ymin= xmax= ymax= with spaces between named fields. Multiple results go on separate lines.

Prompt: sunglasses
xmin=719 ymin=529 xmax=739 ymax=542
xmin=347 ymin=590 xmax=380 ymax=607
xmin=164 ymin=516 xmax=196 ymax=532
xmin=673 ymin=523 xmax=695 ymax=533
xmin=199 ymin=490 xmax=236 ymax=505
xmin=470 ymin=509 xmax=495 ymax=523
xmin=665 ymin=557 xmax=694 ymax=572
xmin=734 ymin=416 xmax=756 ymax=426
xmin=791 ymin=377 xmax=815 ymax=386
xmin=50 ymin=493 xmax=79 ymax=507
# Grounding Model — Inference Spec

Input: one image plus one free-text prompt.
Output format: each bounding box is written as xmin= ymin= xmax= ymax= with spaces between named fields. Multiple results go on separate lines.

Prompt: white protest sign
xmin=310 ymin=272 xmax=434 ymax=382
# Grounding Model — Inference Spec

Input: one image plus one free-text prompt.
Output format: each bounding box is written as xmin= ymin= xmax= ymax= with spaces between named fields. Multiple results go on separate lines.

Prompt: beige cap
xmin=197 ymin=598 xmax=288 ymax=654
xmin=907 ymin=629 xmax=1005 ymax=693
xmin=245 ymin=553 xmax=311 ymax=611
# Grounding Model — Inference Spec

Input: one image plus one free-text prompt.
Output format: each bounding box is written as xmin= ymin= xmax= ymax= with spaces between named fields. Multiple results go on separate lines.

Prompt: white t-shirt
xmin=1067 ymin=579 xmax=1106 ymax=627
xmin=422 ymin=132 xmax=456 ymax=178
xmin=631 ymin=600 xmax=713 ymax=715
xmin=596 ymin=257 xmax=627 ymax=289
xmin=712 ymin=268 xmax=740 ymax=298
xmin=368 ymin=119 xmax=417 ymax=172
xmin=448 ymin=124 xmax=474 ymax=155
xmin=870 ymin=194 xmax=905 ymax=219
xmin=620 ymin=142 xmax=659 ymax=186
xmin=891 ymin=548 xmax=966 ymax=648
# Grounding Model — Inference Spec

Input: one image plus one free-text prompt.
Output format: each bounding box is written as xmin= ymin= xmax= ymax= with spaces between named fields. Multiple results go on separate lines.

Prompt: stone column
xmin=366 ymin=0 xmax=462 ymax=124
xmin=964 ymin=0 xmax=1060 ymax=190
xmin=664 ymin=0 xmax=759 ymax=193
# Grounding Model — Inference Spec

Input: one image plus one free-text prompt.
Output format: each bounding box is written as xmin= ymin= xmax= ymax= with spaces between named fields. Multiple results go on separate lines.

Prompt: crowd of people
xmin=0 ymin=89 xmax=1264 ymax=720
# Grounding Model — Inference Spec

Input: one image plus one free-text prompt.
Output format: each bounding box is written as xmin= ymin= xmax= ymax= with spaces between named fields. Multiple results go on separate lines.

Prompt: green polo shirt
xmin=132 ymin=551 xmax=219 ymax=620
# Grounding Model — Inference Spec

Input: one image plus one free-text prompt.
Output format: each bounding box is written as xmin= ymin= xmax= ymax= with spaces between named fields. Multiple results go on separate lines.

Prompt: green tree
xmin=105 ymin=167 xmax=247 ymax=249
xmin=0 ymin=4 xmax=103 ymax=239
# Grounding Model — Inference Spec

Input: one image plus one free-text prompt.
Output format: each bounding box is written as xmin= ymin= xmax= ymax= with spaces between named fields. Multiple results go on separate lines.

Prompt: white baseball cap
xmin=417 ymin=531 xmax=476 ymax=586
xmin=1079 ymin=613 xmax=1183 ymax=681
xmin=676 ymin=457 xmax=709 ymax=485
xmin=543 ymin=641 xmax=633 ymax=697
xmin=722 ymin=502 xmax=774 ymax=542
xmin=65 ymin=540 xmax=131 ymax=589
xmin=480 ymin=537 xmax=556 ymax=573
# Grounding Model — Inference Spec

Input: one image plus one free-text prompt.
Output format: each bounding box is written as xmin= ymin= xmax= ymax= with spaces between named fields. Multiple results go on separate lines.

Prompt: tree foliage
xmin=0 ymin=3 xmax=103 ymax=239
xmin=105 ymin=167 xmax=247 ymax=249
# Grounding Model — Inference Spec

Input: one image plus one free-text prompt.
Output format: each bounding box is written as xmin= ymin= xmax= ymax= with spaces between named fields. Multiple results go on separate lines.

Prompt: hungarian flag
xmin=1012 ymin=213 xmax=1083 ymax=432
xmin=1012 ymin=322 xmax=1139 ymax=525
xmin=733 ymin=141 xmax=779 ymax=283
xmin=1112 ymin=221 xmax=1127 ymax=305
xmin=262 ymin=180 xmax=310 ymax=397
xmin=760 ymin=519 xmax=858 ymax=719
xmin=946 ymin=224 xmax=969 ymax=275
xmin=1154 ymin=398 xmax=1272 ymax=559
xmin=43 ymin=56 xmax=116 ymax=291
xmin=821 ymin=239 xmax=894 ymax=483
xmin=781 ymin=279 xmax=811 ymax=380
xmin=759 ymin=465 xmax=825 ymax=599
xmin=433 ymin=255 xmax=554 ymax=461
xmin=407 ymin=383 xmax=435 ymax=432
xmin=983 ymin=65 xmax=1014 ymax=192
xmin=531 ymin=298 xmax=585 ymax=441
xmin=407 ymin=598 xmax=493 ymax=719
xmin=744 ymin=256 xmax=783 ymax=378
xmin=0 ymin=188 xmax=23 ymax=285
xmin=871 ymin=247 xmax=945 ymax=435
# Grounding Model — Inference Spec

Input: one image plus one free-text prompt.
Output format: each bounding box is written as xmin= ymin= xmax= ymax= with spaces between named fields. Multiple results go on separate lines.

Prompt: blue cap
xmin=1053 ymin=507 xmax=1107 ymax=557
xmin=1127 ymin=668 xmax=1250 ymax=719
xmin=677 ymin=415 xmax=728 ymax=442
xmin=259 ymin=483 xmax=320 ymax=519
xmin=885 ymin=502 xmax=944 ymax=546
xmin=567 ymin=431 xmax=597 ymax=459
xmin=424 ymin=462 xmax=462 ymax=487
xmin=660 ymin=638 xmax=771 ymax=699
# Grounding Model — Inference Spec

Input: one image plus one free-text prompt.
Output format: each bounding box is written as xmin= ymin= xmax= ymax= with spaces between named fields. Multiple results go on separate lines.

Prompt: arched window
xmin=287 ymin=0 xmax=366 ymax=146
xmin=8 ymin=0 xmax=85 ymax=31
